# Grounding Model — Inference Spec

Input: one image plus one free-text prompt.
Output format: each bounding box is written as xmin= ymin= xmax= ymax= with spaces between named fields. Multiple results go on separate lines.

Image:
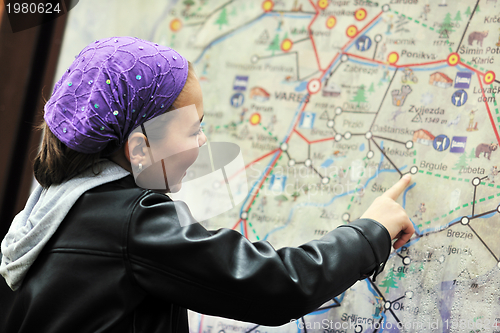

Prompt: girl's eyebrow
xmin=192 ymin=115 xmax=204 ymax=127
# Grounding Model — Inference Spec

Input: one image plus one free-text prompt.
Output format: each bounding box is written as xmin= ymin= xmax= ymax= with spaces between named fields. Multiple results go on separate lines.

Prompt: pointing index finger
xmin=382 ymin=174 xmax=411 ymax=200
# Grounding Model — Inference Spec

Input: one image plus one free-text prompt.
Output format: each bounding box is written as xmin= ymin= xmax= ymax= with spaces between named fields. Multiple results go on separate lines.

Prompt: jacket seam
xmin=128 ymin=256 xmax=255 ymax=302
xmin=48 ymin=248 xmax=123 ymax=258
xmin=123 ymin=190 xmax=153 ymax=290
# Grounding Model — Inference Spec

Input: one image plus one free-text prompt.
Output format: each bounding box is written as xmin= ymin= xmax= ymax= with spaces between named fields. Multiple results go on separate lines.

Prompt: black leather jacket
xmin=0 ymin=175 xmax=391 ymax=332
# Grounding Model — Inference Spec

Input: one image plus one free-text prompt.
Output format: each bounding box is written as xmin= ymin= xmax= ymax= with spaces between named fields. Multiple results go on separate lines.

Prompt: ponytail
xmin=33 ymin=121 xmax=103 ymax=188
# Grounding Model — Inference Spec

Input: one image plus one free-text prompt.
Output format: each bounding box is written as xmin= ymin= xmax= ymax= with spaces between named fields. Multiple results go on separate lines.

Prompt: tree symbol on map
xmin=452 ymin=148 xmax=475 ymax=171
xmin=438 ymin=13 xmax=455 ymax=38
xmin=268 ymin=33 xmax=281 ymax=55
xmin=465 ymin=6 xmax=472 ymax=16
xmin=395 ymin=269 xmax=406 ymax=280
xmin=183 ymin=0 xmax=194 ymax=10
xmin=215 ymin=7 xmax=229 ymax=30
xmin=351 ymin=84 xmax=367 ymax=107
xmin=379 ymin=270 xmax=398 ymax=293
xmin=368 ymin=82 xmax=375 ymax=94
xmin=454 ymin=11 xmax=462 ymax=22
xmin=452 ymin=153 xmax=467 ymax=171
xmin=182 ymin=0 xmax=195 ymax=17
xmin=468 ymin=148 xmax=476 ymax=161
xmin=282 ymin=32 xmax=289 ymax=43
xmin=275 ymin=194 xmax=288 ymax=206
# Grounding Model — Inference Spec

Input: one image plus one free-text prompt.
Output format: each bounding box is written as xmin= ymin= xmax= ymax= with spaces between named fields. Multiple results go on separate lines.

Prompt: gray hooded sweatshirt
xmin=0 ymin=159 xmax=130 ymax=290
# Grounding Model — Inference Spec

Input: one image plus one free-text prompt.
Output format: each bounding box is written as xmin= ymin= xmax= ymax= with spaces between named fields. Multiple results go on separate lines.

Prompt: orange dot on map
xmin=484 ymin=71 xmax=496 ymax=84
xmin=387 ymin=52 xmax=399 ymax=65
xmin=250 ymin=113 xmax=261 ymax=125
xmin=281 ymin=39 xmax=293 ymax=52
xmin=170 ymin=19 xmax=182 ymax=32
xmin=317 ymin=0 xmax=328 ymax=9
xmin=262 ymin=0 xmax=274 ymax=12
xmin=326 ymin=16 xmax=336 ymax=29
xmin=346 ymin=25 xmax=358 ymax=38
xmin=355 ymin=8 xmax=367 ymax=21
xmin=447 ymin=53 xmax=460 ymax=66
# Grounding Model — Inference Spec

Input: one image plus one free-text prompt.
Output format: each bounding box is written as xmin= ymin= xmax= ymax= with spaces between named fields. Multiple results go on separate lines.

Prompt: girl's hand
xmin=360 ymin=174 xmax=415 ymax=249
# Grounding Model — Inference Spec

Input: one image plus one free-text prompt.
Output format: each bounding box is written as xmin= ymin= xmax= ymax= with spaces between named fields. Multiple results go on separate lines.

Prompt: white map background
xmin=55 ymin=0 xmax=500 ymax=332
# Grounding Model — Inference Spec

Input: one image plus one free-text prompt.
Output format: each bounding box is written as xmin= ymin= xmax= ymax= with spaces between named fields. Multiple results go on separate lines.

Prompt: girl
xmin=0 ymin=37 xmax=413 ymax=332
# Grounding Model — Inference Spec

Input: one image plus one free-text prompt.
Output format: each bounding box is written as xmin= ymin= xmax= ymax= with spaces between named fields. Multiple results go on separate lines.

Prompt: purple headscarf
xmin=44 ymin=36 xmax=189 ymax=154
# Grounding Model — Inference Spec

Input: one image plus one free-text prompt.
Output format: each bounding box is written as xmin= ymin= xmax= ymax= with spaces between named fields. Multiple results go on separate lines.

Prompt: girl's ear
xmin=126 ymin=132 xmax=148 ymax=166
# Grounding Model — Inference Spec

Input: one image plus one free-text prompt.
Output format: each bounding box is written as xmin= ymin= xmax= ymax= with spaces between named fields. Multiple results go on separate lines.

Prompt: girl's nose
xmin=198 ymin=130 xmax=207 ymax=147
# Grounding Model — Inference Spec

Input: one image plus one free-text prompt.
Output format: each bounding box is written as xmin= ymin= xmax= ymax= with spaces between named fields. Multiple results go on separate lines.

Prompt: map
xmin=149 ymin=0 xmax=500 ymax=332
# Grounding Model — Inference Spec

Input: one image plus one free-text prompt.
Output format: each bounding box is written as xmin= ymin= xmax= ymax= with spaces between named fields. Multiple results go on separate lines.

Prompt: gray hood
xmin=0 ymin=159 xmax=130 ymax=290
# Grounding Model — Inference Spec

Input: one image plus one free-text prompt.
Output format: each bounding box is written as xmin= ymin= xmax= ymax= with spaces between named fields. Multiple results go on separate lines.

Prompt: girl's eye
xmin=192 ymin=127 xmax=203 ymax=136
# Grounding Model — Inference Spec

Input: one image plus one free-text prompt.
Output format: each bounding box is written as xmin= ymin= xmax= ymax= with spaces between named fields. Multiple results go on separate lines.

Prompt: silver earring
xmin=138 ymin=163 xmax=143 ymax=171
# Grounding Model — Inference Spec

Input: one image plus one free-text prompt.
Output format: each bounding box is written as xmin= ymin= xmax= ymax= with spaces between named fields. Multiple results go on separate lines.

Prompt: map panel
xmin=152 ymin=0 xmax=500 ymax=332
xmin=155 ymin=0 xmax=500 ymax=332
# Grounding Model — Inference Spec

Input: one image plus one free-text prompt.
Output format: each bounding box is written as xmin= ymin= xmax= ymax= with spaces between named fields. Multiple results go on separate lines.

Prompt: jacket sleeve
xmin=126 ymin=191 xmax=391 ymax=326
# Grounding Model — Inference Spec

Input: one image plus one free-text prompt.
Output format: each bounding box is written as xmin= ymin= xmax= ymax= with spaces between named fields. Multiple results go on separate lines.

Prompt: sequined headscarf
xmin=44 ymin=36 xmax=189 ymax=154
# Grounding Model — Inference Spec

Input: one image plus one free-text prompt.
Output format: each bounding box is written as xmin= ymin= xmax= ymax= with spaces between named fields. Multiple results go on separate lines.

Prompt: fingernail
xmin=403 ymin=174 xmax=411 ymax=181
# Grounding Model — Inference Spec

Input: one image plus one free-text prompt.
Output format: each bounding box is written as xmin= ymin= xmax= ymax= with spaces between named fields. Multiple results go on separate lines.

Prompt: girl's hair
xmin=34 ymin=61 xmax=197 ymax=188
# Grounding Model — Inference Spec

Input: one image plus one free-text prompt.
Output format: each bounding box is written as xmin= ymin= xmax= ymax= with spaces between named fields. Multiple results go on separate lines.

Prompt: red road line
xmin=243 ymin=219 xmax=248 ymax=238
xmin=231 ymin=219 xmax=242 ymax=230
xmin=459 ymin=60 xmax=483 ymax=75
xmin=225 ymin=148 xmax=281 ymax=184
xmin=477 ymin=73 xmax=500 ymax=146
xmin=322 ymin=52 xmax=340 ymax=75
xmin=307 ymin=0 xmax=322 ymax=72
xmin=310 ymin=136 xmax=335 ymax=144
xmin=246 ymin=148 xmax=280 ymax=168
xmin=402 ymin=59 xmax=447 ymax=68
xmin=243 ymin=149 xmax=283 ymax=212
xmin=292 ymin=130 xmax=335 ymax=144
xmin=293 ymin=128 xmax=311 ymax=144
xmin=287 ymin=101 xmax=311 ymax=144
xmin=344 ymin=52 xmax=388 ymax=66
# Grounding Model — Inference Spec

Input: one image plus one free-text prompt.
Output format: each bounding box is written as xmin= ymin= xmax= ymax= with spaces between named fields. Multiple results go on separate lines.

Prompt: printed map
xmin=153 ymin=0 xmax=500 ymax=332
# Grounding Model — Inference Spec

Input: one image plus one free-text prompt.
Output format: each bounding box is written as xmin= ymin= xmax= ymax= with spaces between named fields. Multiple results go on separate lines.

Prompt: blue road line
xmin=194 ymin=12 xmax=313 ymax=64
xmin=365 ymin=278 xmax=379 ymax=298
xmin=348 ymin=58 xmax=396 ymax=69
xmin=409 ymin=64 xmax=451 ymax=72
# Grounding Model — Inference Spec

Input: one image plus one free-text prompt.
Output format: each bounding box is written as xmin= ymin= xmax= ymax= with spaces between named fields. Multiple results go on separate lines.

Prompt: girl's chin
xmin=169 ymin=183 xmax=182 ymax=193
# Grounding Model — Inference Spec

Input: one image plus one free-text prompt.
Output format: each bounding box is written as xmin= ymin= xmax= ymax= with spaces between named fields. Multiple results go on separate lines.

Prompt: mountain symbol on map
xmin=457 ymin=268 xmax=473 ymax=280
xmin=255 ymin=30 xmax=270 ymax=45
xmin=412 ymin=114 xmax=423 ymax=123
xmin=320 ymin=110 xmax=329 ymax=120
